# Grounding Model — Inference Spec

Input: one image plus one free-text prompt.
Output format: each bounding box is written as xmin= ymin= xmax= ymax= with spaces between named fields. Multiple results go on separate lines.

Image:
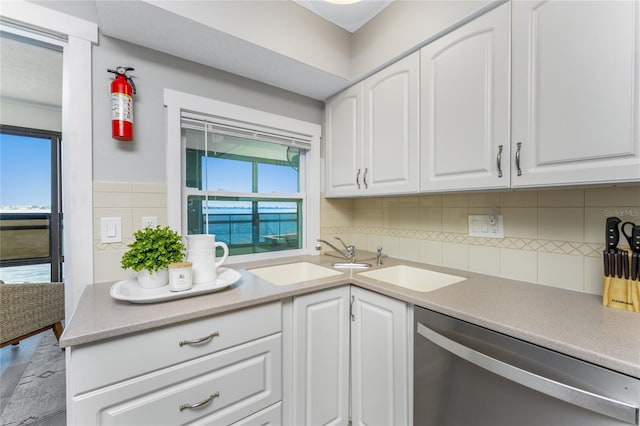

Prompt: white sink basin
xmin=359 ymin=265 xmax=466 ymax=292
xmin=249 ymin=262 xmax=343 ymax=286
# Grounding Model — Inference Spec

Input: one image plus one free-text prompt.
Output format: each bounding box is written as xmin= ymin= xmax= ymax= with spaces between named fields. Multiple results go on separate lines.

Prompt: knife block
xmin=602 ymin=268 xmax=640 ymax=313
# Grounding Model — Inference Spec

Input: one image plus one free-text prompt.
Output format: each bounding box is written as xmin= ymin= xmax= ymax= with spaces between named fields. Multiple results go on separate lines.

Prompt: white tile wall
xmin=320 ymin=185 xmax=640 ymax=296
xmin=93 ymin=181 xmax=168 ymax=283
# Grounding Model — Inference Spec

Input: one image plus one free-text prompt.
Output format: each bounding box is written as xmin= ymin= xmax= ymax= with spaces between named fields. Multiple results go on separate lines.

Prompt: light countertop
xmin=60 ymin=254 xmax=640 ymax=379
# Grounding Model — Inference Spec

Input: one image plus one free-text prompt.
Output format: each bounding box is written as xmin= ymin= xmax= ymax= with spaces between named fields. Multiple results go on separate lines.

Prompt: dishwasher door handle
xmin=417 ymin=322 xmax=640 ymax=425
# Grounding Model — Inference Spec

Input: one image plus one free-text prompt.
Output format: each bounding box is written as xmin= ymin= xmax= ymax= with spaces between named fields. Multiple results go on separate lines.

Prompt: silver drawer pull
xmin=497 ymin=144 xmax=503 ymax=178
xmin=178 ymin=331 xmax=219 ymax=347
xmin=363 ymin=167 xmax=368 ymax=189
xmin=179 ymin=391 xmax=219 ymax=411
xmin=356 ymin=168 xmax=361 ymax=189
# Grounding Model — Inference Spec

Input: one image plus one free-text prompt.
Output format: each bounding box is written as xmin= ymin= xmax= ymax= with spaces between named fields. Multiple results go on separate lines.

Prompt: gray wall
xmin=93 ymin=35 xmax=325 ymax=182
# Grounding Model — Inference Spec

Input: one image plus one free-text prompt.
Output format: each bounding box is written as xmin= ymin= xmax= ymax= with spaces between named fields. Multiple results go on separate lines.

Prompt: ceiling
xmin=293 ymin=0 xmax=393 ymax=33
xmin=0 ymin=0 xmax=394 ymax=107
xmin=0 ymin=33 xmax=63 ymax=108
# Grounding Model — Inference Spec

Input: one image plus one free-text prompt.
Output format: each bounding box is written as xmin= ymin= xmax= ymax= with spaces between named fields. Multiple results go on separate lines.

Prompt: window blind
xmin=181 ymin=112 xmax=312 ymax=151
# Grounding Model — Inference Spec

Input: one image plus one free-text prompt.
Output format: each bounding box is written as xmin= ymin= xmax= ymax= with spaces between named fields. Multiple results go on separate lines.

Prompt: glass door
xmin=0 ymin=126 xmax=62 ymax=283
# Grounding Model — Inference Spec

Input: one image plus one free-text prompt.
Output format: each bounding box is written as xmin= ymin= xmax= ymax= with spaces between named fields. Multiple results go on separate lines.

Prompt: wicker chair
xmin=0 ymin=280 xmax=65 ymax=348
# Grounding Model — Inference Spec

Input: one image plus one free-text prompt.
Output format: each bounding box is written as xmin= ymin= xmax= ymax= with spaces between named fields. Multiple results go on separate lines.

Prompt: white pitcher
xmin=185 ymin=234 xmax=229 ymax=284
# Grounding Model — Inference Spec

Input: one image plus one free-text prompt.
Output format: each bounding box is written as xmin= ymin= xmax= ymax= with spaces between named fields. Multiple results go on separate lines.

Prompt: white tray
xmin=110 ymin=267 xmax=241 ymax=304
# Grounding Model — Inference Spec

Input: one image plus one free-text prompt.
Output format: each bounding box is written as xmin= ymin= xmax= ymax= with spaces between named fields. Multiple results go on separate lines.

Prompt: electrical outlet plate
xmin=141 ymin=216 xmax=158 ymax=228
xmin=468 ymin=215 xmax=504 ymax=239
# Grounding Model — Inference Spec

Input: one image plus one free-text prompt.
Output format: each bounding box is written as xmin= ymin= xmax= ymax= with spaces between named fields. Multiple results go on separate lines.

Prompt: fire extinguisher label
xmin=111 ymin=93 xmax=133 ymax=123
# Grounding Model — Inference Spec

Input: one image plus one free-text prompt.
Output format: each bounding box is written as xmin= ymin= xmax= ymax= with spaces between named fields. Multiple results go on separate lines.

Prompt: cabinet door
xmin=291 ymin=287 xmax=350 ymax=426
xmin=351 ymin=287 xmax=409 ymax=426
xmin=363 ymin=52 xmax=420 ymax=196
xmin=325 ymin=84 xmax=363 ymax=197
xmin=512 ymin=0 xmax=640 ymax=187
xmin=420 ymin=3 xmax=511 ymax=192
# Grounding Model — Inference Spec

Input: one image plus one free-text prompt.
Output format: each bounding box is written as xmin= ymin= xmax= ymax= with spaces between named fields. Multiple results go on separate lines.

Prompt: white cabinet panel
xmin=420 ymin=3 xmax=510 ymax=191
xmin=291 ymin=287 xmax=350 ymax=426
xmin=72 ymin=334 xmax=281 ymax=426
xmin=512 ymin=0 xmax=640 ymax=186
xmin=69 ymin=302 xmax=281 ymax=395
xmin=325 ymin=84 xmax=363 ymax=197
xmin=351 ymin=286 xmax=410 ymax=426
xmin=325 ymin=53 xmax=420 ymax=198
xmin=364 ymin=53 xmax=420 ymax=195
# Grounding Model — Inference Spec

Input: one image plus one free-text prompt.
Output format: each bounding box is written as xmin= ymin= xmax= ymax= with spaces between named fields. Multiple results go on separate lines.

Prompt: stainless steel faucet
xmin=376 ymin=246 xmax=383 ymax=266
xmin=316 ymin=237 xmax=356 ymax=263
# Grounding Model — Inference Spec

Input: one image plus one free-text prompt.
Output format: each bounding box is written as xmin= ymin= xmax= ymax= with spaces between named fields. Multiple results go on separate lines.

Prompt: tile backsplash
xmin=92 ymin=181 xmax=639 ymax=294
xmin=320 ymin=185 xmax=640 ymax=295
xmin=93 ymin=181 xmax=167 ymax=283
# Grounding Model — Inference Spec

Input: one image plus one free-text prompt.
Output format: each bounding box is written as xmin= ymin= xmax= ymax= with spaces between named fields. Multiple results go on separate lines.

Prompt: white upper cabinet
xmin=363 ymin=53 xmax=420 ymax=196
xmin=420 ymin=3 xmax=511 ymax=192
xmin=325 ymin=53 xmax=419 ymax=197
xmin=325 ymin=84 xmax=363 ymax=197
xmin=512 ymin=0 xmax=640 ymax=187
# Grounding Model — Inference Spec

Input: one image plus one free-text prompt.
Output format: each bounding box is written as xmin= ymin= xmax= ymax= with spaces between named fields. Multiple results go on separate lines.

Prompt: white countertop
xmin=60 ymin=254 xmax=640 ymax=379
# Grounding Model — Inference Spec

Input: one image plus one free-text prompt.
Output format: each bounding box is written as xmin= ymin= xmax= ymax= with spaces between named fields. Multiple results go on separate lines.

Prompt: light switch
xmin=101 ymin=217 xmax=122 ymax=243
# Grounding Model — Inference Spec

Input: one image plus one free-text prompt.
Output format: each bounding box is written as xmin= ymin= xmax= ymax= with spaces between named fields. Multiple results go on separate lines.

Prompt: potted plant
xmin=121 ymin=225 xmax=186 ymax=289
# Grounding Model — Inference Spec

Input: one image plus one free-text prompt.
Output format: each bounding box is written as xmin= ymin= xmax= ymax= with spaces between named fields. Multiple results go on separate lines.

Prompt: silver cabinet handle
xmin=356 ymin=169 xmax=361 ymax=189
xmin=363 ymin=168 xmax=368 ymax=189
xmin=417 ymin=323 xmax=639 ymax=424
xmin=497 ymin=145 xmax=503 ymax=178
xmin=178 ymin=331 xmax=219 ymax=347
xmin=350 ymin=295 xmax=355 ymax=322
xmin=515 ymin=142 xmax=522 ymax=176
xmin=179 ymin=391 xmax=219 ymax=411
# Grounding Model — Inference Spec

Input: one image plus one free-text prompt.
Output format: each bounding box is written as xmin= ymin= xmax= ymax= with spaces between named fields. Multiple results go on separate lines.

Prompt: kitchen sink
xmin=358 ymin=265 xmax=466 ymax=292
xmin=248 ymin=261 xmax=343 ymax=286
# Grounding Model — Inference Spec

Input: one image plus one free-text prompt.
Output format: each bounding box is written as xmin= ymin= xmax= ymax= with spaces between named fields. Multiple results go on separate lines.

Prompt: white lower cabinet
xmin=350 ymin=286 xmax=410 ymax=426
xmin=67 ymin=302 xmax=282 ymax=425
xmin=286 ymin=286 xmax=411 ymax=426
xmin=289 ymin=286 xmax=351 ymax=425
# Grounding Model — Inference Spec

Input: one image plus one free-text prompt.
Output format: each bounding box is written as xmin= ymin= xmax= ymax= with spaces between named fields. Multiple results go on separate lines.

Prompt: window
xmin=165 ymin=90 xmax=320 ymax=263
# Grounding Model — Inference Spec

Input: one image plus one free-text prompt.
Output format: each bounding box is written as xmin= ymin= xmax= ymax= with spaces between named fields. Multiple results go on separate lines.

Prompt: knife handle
xmin=603 ymin=250 xmax=610 ymax=277
xmin=609 ymin=252 xmax=617 ymax=278
xmin=622 ymin=251 xmax=629 ymax=279
xmin=616 ymin=250 xmax=623 ymax=278
xmin=606 ymin=217 xmax=622 ymax=251
xmin=632 ymin=225 xmax=640 ymax=252
xmin=633 ymin=252 xmax=639 ymax=281
xmin=621 ymin=222 xmax=635 ymax=248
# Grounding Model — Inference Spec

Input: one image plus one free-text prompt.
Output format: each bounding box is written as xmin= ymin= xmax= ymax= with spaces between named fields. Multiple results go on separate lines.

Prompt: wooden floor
xmin=0 ymin=331 xmax=66 ymax=426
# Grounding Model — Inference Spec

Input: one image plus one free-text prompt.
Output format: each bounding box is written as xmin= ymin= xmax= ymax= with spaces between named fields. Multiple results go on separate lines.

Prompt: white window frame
xmin=164 ymin=89 xmax=321 ymax=264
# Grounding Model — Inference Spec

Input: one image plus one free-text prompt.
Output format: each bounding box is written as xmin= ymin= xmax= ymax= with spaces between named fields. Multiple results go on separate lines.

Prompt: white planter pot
xmin=137 ymin=268 xmax=169 ymax=289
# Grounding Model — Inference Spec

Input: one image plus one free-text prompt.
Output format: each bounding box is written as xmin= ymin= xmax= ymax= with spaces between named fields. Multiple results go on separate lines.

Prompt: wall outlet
xmin=468 ymin=215 xmax=504 ymax=239
xmin=141 ymin=216 xmax=158 ymax=228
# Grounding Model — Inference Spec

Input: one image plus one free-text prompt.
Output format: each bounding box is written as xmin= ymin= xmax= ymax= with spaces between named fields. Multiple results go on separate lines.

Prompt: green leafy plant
xmin=121 ymin=226 xmax=186 ymax=273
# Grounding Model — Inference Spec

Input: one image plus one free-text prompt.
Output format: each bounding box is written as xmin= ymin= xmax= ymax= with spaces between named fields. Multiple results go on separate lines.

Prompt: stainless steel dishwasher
xmin=414 ymin=307 xmax=640 ymax=425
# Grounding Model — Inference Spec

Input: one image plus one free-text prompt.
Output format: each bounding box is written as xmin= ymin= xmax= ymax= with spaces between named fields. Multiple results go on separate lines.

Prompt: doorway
xmin=0 ymin=31 xmax=63 ymax=283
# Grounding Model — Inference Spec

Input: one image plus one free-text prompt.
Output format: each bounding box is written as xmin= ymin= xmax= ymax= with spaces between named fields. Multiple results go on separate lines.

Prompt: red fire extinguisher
xmin=108 ymin=66 xmax=136 ymax=141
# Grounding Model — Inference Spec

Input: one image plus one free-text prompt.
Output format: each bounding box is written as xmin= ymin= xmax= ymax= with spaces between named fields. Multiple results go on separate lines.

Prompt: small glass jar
xmin=168 ymin=262 xmax=193 ymax=292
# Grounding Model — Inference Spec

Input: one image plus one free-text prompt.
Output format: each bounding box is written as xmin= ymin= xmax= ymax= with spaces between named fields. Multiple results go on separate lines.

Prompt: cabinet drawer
xmin=229 ymin=402 xmax=281 ymax=426
xmin=70 ymin=302 xmax=281 ymax=394
xmin=72 ymin=334 xmax=282 ymax=426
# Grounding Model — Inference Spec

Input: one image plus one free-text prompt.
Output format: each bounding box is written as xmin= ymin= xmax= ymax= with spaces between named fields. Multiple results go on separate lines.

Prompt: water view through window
xmin=184 ymin=129 xmax=304 ymax=255
xmin=0 ymin=130 xmax=62 ymax=283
